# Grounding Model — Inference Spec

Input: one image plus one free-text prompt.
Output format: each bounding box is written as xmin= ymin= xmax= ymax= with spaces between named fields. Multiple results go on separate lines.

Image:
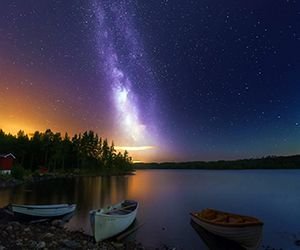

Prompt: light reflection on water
xmin=1 ymin=170 xmax=300 ymax=249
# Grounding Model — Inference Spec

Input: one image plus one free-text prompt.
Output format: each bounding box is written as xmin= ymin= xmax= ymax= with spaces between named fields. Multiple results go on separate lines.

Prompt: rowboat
xmin=8 ymin=203 xmax=76 ymax=219
xmin=89 ymin=200 xmax=138 ymax=242
xmin=190 ymin=208 xmax=263 ymax=250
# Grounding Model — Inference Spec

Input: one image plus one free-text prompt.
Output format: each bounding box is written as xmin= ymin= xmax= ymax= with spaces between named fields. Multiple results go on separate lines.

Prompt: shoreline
xmin=0 ymin=170 xmax=135 ymax=190
xmin=1 ymin=210 xmax=299 ymax=250
xmin=134 ymin=154 xmax=300 ymax=170
xmin=0 ymin=209 xmax=144 ymax=250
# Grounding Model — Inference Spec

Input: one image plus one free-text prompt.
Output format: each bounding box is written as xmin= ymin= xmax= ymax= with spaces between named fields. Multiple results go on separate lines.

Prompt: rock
xmin=62 ymin=239 xmax=81 ymax=249
xmin=43 ymin=232 xmax=54 ymax=238
xmin=24 ymin=227 xmax=31 ymax=232
xmin=87 ymin=242 xmax=94 ymax=248
xmin=29 ymin=241 xmax=38 ymax=248
xmin=0 ymin=245 xmax=5 ymax=250
xmin=124 ymin=241 xmax=139 ymax=249
xmin=112 ymin=242 xmax=124 ymax=248
xmin=16 ymin=239 xmax=23 ymax=247
xmin=51 ymin=219 xmax=63 ymax=227
xmin=37 ymin=241 xmax=46 ymax=249
xmin=9 ymin=221 xmax=21 ymax=228
xmin=5 ymin=225 xmax=13 ymax=232
xmin=49 ymin=241 xmax=57 ymax=247
xmin=50 ymin=226 xmax=56 ymax=231
xmin=1 ymin=230 xmax=8 ymax=237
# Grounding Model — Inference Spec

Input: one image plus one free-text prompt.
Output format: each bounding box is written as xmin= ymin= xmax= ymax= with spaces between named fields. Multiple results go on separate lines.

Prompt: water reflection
xmin=68 ymin=176 xmax=130 ymax=234
xmin=0 ymin=176 xmax=131 ymax=235
xmin=190 ymin=220 xmax=245 ymax=250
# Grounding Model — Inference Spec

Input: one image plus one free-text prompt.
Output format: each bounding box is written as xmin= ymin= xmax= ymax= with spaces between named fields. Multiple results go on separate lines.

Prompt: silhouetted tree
xmin=0 ymin=129 xmax=133 ymax=173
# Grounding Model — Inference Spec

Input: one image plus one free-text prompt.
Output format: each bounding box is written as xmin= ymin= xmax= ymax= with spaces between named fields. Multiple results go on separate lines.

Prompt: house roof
xmin=0 ymin=166 xmax=12 ymax=170
xmin=0 ymin=153 xmax=16 ymax=159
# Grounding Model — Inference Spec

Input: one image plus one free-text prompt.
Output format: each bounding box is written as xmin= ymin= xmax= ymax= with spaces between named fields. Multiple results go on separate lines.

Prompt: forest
xmin=135 ymin=155 xmax=300 ymax=170
xmin=0 ymin=129 xmax=133 ymax=173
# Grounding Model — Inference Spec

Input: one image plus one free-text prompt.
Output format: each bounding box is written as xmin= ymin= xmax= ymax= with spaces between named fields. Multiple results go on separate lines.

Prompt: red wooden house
xmin=0 ymin=153 xmax=16 ymax=174
xmin=39 ymin=166 xmax=48 ymax=174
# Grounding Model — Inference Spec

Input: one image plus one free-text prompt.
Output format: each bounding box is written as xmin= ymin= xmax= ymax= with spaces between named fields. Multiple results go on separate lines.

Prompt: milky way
xmin=91 ymin=1 xmax=161 ymax=160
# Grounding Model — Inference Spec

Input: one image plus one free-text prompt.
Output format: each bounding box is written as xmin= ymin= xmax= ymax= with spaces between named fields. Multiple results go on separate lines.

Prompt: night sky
xmin=0 ymin=0 xmax=299 ymax=162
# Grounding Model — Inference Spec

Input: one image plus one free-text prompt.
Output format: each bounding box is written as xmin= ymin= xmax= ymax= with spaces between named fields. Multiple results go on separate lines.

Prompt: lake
xmin=1 ymin=169 xmax=300 ymax=249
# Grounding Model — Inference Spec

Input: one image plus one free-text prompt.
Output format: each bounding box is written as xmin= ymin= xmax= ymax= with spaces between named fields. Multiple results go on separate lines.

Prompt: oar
xmin=108 ymin=204 xmax=136 ymax=213
xmin=118 ymin=206 xmax=135 ymax=212
xmin=116 ymin=223 xmax=144 ymax=241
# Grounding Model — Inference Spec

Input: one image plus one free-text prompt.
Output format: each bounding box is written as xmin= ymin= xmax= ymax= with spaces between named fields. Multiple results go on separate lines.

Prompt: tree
xmin=0 ymin=129 xmax=133 ymax=173
xmin=16 ymin=130 xmax=29 ymax=168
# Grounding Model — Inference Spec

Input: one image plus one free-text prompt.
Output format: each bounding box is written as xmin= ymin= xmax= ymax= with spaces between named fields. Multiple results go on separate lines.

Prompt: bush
xmin=0 ymin=173 xmax=11 ymax=180
xmin=32 ymin=169 xmax=40 ymax=177
xmin=11 ymin=165 xmax=25 ymax=180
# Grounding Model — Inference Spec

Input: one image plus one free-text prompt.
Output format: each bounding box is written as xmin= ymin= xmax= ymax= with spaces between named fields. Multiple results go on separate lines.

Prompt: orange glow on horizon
xmin=114 ymin=145 xmax=165 ymax=163
xmin=115 ymin=145 xmax=155 ymax=151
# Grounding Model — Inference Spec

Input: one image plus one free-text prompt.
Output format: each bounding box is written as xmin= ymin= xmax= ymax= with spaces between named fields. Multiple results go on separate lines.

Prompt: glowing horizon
xmin=115 ymin=146 xmax=155 ymax=151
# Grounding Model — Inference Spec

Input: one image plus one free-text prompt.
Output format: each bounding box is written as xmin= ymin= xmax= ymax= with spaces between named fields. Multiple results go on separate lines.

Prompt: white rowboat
xmin=90 ymin=200 xmax=138 ymax=242
xmin=9 ymin=204 xmax=76 ymax=218
xmin=190 ymin=208 xmax=263 ymax=250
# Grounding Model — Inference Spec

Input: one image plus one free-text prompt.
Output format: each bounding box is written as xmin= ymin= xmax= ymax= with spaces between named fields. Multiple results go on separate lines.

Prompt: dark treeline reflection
xmin=0 ymin=176 xmax=129 ymax=206
xmin=0 ymin=176 xmax=130 ymax=234
xmin=0 ymin=129 xmax=132 ymax=172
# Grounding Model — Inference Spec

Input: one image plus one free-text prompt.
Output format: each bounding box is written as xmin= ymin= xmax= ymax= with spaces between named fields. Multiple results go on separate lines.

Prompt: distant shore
xmin=134 ymin=154 xmax=300 ymax=170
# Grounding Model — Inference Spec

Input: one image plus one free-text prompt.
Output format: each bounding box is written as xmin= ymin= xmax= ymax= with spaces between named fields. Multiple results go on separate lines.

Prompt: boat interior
xmin=194 ymin=208 xmax=263 ymax=226
xmin=106 ymin=200 xmax=137 ymax=215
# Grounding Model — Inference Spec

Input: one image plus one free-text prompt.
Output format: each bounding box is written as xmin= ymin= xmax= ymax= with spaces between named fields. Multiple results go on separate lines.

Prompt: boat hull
xmin=90 ymin=200 xmax=138 ymax=242
xmin=11 ymin=204 xmax=76 ymax=219
xmin=191 ymin=215 xmax=262 ymax=250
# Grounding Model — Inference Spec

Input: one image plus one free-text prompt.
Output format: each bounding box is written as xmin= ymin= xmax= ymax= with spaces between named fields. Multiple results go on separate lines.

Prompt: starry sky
xmin=0 ymin=0 xmax=299 ymax=162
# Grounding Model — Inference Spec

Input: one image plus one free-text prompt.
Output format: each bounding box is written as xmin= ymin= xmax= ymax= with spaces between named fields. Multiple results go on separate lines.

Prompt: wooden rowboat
xmin=89 ymin=200 xmax=138 ymax=242
xmin=8 ymin=203 xmax=76 ymax=219
xmin=190 ymin=208 xmax=263 ymax=250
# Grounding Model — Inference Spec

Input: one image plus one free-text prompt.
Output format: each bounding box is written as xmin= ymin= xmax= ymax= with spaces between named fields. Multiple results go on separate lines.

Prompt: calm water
xmin=1 ymin=170 xmax=300 ymax=249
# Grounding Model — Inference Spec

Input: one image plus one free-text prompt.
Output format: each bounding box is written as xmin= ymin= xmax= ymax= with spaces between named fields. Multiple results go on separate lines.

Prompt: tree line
xmin=135 ymin=155 xmax=300 ymax=170
xmin=0 ymin=129 xmax=133 ymax=173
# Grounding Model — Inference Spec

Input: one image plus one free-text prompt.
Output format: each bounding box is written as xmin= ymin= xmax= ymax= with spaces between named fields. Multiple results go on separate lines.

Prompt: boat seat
xmin=107 ymin=210 xmax=128 ymax=215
